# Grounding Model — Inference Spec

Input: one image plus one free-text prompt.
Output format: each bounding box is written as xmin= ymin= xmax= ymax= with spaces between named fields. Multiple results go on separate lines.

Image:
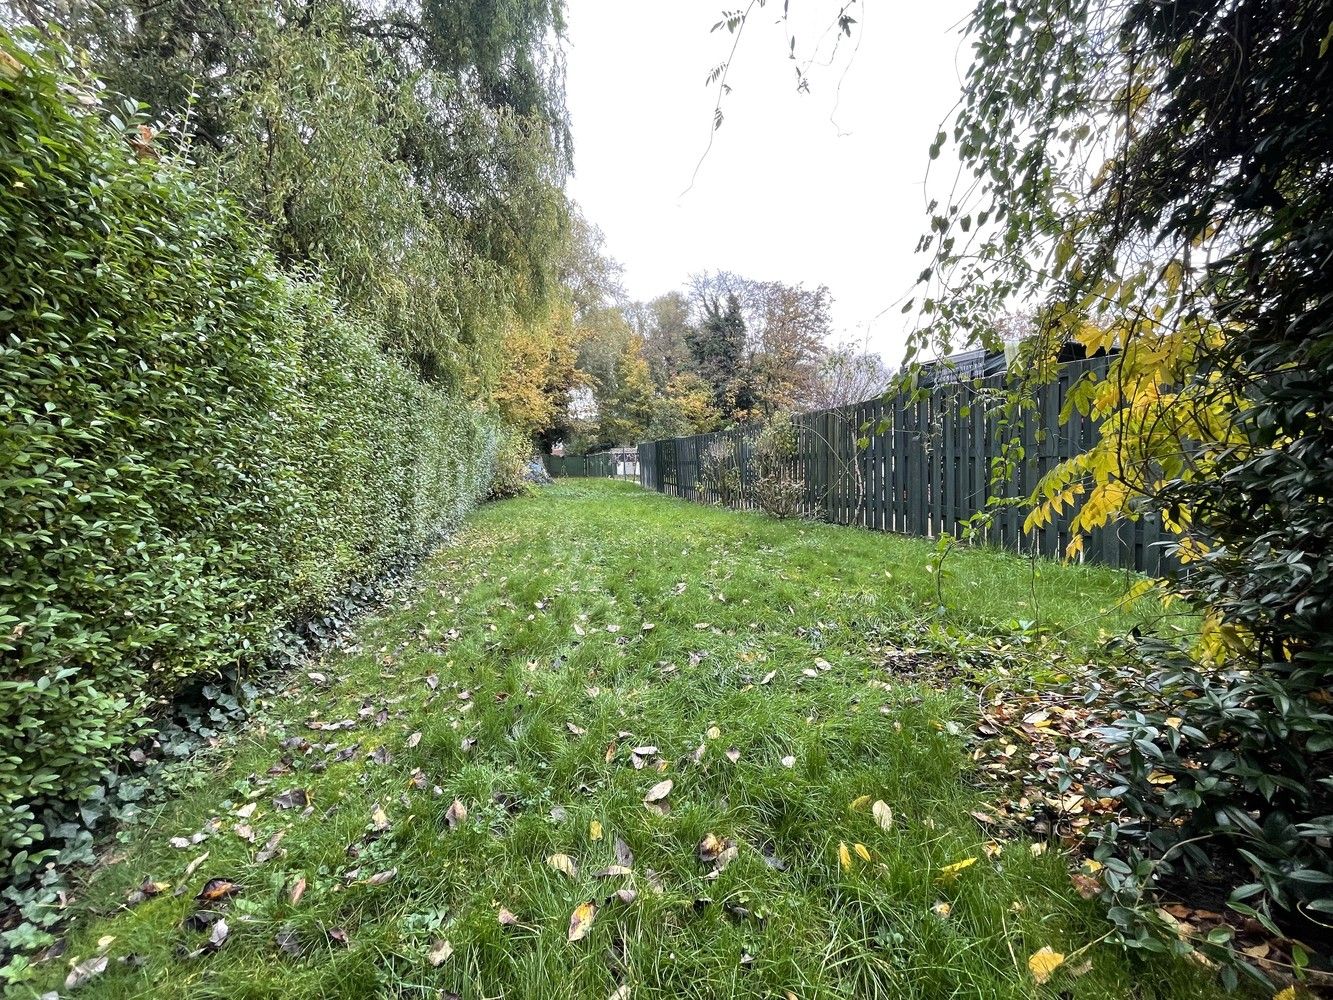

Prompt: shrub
xmin=0 ymin=36 xmax=496 ymax=899
xmin=487 ymin=427 xmax=535 ymax=500
xmin=696 ymin=438 xmax=743 ymax=506
xmin=750 ymin=413 xmax=806 ymax=519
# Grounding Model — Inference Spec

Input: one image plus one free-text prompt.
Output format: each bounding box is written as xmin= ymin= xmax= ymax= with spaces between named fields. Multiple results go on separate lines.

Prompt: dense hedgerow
xmin=0 ymin=39 xmax=496 ymax=882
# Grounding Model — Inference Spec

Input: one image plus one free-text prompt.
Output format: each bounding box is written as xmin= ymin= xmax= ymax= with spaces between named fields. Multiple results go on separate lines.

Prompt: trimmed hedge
xmin=0 ymin=39 xmax=497 ymax=878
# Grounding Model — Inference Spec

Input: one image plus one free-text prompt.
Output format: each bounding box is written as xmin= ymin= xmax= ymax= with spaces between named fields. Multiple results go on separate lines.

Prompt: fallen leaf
xmin=725 ymin=747 xmax=741 ymax=763
xmin=644 ymin=779 xmax=673 ymax=803
xmin=498 ymin=907 xmax=520 ymax=927
xmin=567 ymin=901 xmax=597 ymax=942
xmin=65 ymin=955 xmax=109 ymax=989
xmin=1028 ymin=946 xmax=1065 ymax=984
xmin=1070 ymin=873 xmax=1100 ymax=899
xmin=838 ymin=841 xmax=853 ymax=872
xmin=547 ymin=854 xmax=578 ymax=878
xmin=761 ymin=670 xmax=776 ymax=684
xmin=185 ymin=852 xmax=210 ymax=877
xmin=406 ymin=731 xmax=422 ymax=748
xmin=589 ymin=820 xmax=604 ymax=841
xmin=849 ymin=795 xmax=871 ymax=812
xmin=288 ymin=876 xmax=307 ymax=906
xmin=256 ymin=830 xmax=286 ymax=863
xmin=938 ymin=857 xmax=978 ymax=882
xmin=236 ymin=802 xmax=257 ymax=819
xmin=445 ymin=799 xmax=467 ymax=830
xmin=614 ymin=837 xmax=634 ymax=867
xmin=328 ymin=927 xmax=350 ymax=947
xmin=872 ymin=800 xmax=894 ymax=831
xmin=428 ymin=938 xmax=453 ymax=966
xmin=207 ymin=918 xmax=230 ymax=951
xmin=609 ymin=985 xmax=631 ymax=1000
xmin=196 ymin=878 xmax=240 ymax=902
xmin=780 ymin=755 xmax=796 ymax=768
xmin=371 ymin=804 xmax=391 ymax=832
xmin=273 ymin=788 xmax=308 ymax=810
xmin=367 ymin=868 xmax=396 ymax=886
xmin=930 ymin=901 xmax=952 ymax=919
xmin=276 ymin=925 xmax=303 ymax=957
xmin=853 ymin=843 xmax=871 ymax=862
xmin=706 ymin=726 xmax=721 ymax=740
xmin=613 ymin=888 xmax=637 ymax=905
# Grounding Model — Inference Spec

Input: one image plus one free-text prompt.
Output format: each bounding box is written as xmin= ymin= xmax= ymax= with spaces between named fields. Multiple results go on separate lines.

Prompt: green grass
xmin=32 ymin=481 xmax=1213 ymax=999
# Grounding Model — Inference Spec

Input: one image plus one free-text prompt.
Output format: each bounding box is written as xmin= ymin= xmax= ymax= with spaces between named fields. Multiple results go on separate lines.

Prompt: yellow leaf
xmin=589 ymin=820 xmax=603 ymax=841
xmin=871 ymin=800 xmax=894 ymax=831
xmin=547 ymin=854 xmax=578 ymax=878
xmin=1028 ymin=946 xmax=1065 ymax=984
xmin=1274 ymin=988 xmax=1297 ymax=1000
xmin=937 ymin=857 xmax=977 ymax=882
xmin=567 ymin=901 xmax=597 ymax=942
xmin=849 ymin=795 xmax=871 ymax=812
xmin=837 ymin=842 xmax=852 ymax=872
xmin=853 ymin=843 xmax=871 ymax=862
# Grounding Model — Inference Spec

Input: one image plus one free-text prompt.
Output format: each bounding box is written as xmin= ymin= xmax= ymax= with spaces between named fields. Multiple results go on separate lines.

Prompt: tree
xmin=686 ymin=292 xmax=753 ymax=421
xmin=15 ymin=0 xmax=571 ymax=387
xmin=747 ymin=280 xmax=831 ymax=415
xmin=811 ymin=344 xmax=892 ymax=410
xmin=913 ymin=0 xmax=1333 ymax=957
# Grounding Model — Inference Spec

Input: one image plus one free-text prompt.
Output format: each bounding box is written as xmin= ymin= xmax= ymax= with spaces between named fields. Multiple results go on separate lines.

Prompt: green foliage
xmin=486 ymin=427 xmax=536 ymax=501
xmin=914 ymin=0 xmax=1333 ymax=974
xmin=0 ymin=35 xmax=496 ymax=900
xmin=695 ymin=438 xmax=744 ymax=506
xmin=749 ymin=412 xmax=806 ymax=519
xmin=43 ymin=0 xmax=570 ymax=388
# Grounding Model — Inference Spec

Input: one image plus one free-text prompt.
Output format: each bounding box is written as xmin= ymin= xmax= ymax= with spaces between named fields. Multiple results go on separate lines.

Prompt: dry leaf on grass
xmin=1028 ymin=946 xmax=1065 ymax=983
xmin=445 ymin=798 xmax=467 ymax=829
xmin=567 ymin=901 xmax=597 ymax=942
xmin=547 ymin=853 xmax=578 ymax=878
xmin=428 ymin=938 xmax=453 ymax=966
xmin=872 ymin=800 xmax=894 ymax=831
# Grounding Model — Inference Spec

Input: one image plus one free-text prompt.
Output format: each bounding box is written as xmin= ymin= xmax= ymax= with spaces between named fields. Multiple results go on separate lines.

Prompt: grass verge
xmin=29 ymin=481 xmax=1213 ymax=999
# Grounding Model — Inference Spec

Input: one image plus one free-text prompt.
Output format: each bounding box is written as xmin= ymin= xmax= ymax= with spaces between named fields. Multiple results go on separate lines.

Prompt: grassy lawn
xmin=35 ymin=481 xmax=1213 ymax=999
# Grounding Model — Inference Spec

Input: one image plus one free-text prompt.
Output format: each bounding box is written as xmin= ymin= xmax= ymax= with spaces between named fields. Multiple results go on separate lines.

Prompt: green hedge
xmin=0 ymin=39 xmax=497 ymax=877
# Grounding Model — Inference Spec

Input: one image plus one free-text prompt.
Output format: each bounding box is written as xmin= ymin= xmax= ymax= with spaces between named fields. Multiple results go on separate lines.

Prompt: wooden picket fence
xmin=636 ymin=356 xmax=1173 ymax=575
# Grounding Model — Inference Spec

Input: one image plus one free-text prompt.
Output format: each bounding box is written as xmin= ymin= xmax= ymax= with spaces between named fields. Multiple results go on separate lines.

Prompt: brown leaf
xmin=256 ymin=830 xmax=286 ymax=863
xmin=498 ymin=907 xmax=520 ymax=927
xmin=367 ymin=868 xmax=397 ymax=886
xmin=64 ymin=955 xmax=109 ymax=989
xmin=328 ymin=927 xmax=350 ymax=947
xmin=288 ymin=877 xmax=307 ymax=906
xmin=276 ymin=925 xmax=303 ymax=957
xmin=445 ymin=798 xmax=467 ymax=830
xmin=406 ymin=731 xmax=422 ymax=749
xmin=592 ymin=865 xmax=632 ymax=878
xmin=428 ymin=938 xmax=453 ymax=966
xmin=371 ymin=804 xmax=391 ymax=832
xmin=644 ymin=779 xmax=673 ymax=803
xmin=614 ymin=837 xmax=634 ymax=867
xmin=196 ymin=878 xmax=240 ymax=902
xmin=612 ymin=888 xmax=637 ymax=905
xmin=567 ymin=901 xmax=597 ymax=942
xmin=273 ymin=788 xmax=308 ymax=810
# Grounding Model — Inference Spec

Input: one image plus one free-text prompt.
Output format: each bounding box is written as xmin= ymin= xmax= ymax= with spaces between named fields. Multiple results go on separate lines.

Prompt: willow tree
xmin=9 ymin=0 xmax=570 ymax=387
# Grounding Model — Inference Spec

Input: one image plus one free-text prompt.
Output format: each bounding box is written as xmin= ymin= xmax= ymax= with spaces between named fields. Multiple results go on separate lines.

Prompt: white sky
xmin=564 ymin=0 xmax=974 ymax=365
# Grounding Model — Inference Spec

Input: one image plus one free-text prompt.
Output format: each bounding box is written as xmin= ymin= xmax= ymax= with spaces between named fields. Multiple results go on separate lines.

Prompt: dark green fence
xmin=544 ymin=453 xmax=615 ymax=478
xmin=637 ymin=357 xmax=1172 ymax=575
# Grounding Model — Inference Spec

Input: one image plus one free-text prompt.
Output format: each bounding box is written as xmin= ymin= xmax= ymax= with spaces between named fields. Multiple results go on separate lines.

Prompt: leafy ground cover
xmin=28 ymin=481 xmax=1217 ymax=999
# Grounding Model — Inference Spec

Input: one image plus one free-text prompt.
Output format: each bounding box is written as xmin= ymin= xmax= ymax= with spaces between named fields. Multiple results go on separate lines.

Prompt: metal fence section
xmin=636 ymin=357 xmax=1172 ymax=575
xmin=544 ymin=449 xmax=639 ymax=480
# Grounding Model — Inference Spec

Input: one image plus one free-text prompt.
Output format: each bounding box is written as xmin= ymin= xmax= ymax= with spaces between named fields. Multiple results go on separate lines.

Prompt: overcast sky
xmin=564 ymin=0 xmax=974 ymax=364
